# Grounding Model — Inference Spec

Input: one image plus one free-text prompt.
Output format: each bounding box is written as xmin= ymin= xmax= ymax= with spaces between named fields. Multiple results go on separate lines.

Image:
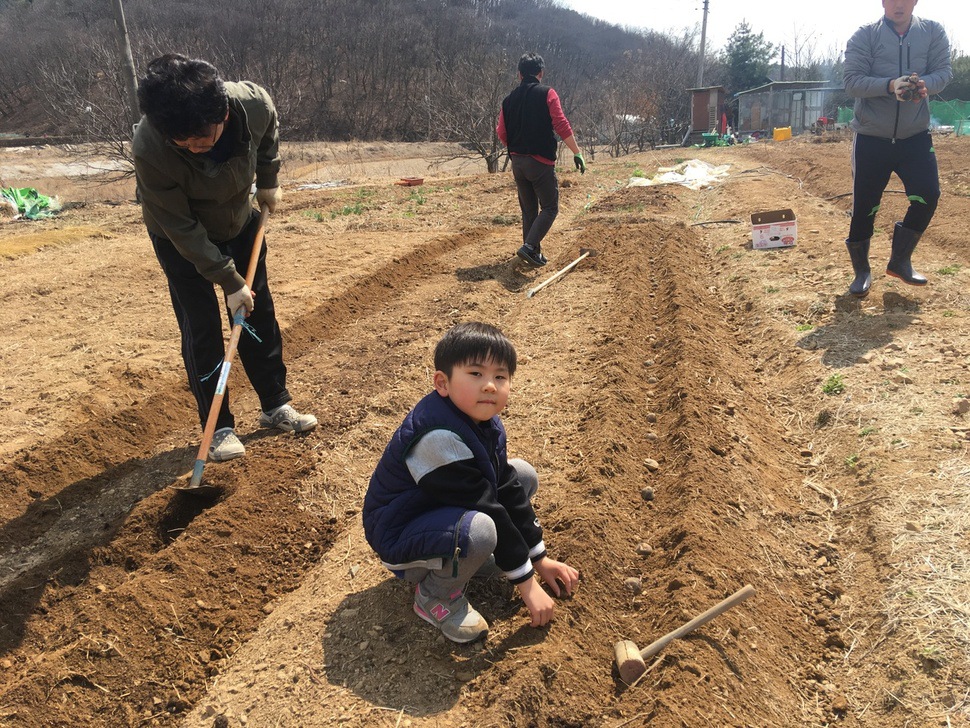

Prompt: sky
xmin=558 ymin=1 xmax=967 ymax=60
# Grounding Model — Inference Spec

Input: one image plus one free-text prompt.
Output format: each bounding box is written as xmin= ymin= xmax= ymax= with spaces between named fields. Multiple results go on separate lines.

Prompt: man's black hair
xmin=517 ymin=52 xmax=544 ymax=78
xmin=434 ymin=322 xmax=517 ymax=378
xmin=137 ymin=53 xmax=229 ymax=140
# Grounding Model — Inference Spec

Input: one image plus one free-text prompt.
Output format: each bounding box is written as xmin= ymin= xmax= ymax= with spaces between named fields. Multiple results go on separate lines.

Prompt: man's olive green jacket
xmin=132 ymin=81 xmax=280 ymax=293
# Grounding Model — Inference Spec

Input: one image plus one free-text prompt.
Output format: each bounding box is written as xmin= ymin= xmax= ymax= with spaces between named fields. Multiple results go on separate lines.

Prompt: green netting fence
xmin=838 ymin=99 xmax=970 ymax=135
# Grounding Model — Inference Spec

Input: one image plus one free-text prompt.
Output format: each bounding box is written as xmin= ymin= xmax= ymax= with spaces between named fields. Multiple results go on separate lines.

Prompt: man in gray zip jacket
xmin=842 ymin=0 xmax=952 ymax=297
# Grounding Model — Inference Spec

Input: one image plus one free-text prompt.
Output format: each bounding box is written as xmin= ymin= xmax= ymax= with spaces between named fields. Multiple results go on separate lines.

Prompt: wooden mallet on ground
xmin=614 ymin=584 xmax=755 ymax=684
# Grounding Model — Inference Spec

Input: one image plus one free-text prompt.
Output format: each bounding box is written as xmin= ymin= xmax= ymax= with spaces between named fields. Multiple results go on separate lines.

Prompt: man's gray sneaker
xmin=259 ymin=404 xmax=318 ymax=433
xmin=209 ymin=427 xmax=245 ymax=462
xmin=413 ymin=584 xmax=488 ymax=643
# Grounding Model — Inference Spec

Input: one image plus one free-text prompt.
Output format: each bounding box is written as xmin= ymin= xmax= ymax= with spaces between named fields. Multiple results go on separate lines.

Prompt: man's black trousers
xmin=150 ymin=210 xmax=290 ymax=431
xmin=849 ymin=130 xmax=940 ymax=242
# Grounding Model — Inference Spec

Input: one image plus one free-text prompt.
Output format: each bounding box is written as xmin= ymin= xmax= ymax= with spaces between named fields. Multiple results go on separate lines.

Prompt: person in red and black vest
xmin=497 ymin=52 xmax=585 ymax=268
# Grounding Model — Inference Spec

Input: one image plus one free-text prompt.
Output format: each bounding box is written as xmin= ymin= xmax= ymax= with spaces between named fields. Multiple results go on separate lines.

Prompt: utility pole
xmin=110 ymin=0 xmax=141 ymax=134
xmin=696 ymin=0 xmax=710 ymax=87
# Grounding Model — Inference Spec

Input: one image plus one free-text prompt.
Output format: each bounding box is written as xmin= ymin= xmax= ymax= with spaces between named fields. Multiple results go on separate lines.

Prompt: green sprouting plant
xmin=822 ymin=374 xmax=845 ymax=395
xmin=921 ymin=644 xmax=943 ymax=661
xmin=715 ymin=244 xmax=730 ymax=254
xmin=844 ymin=453 xmax=860 ymax=468
xmin=937 ymin=264 xmax=961 ymax=275
xmin=408 ymin=190 xmax=426 ymax=205
xmin=795 ymin=323 xmax=814 ymax=332
xmin=303 ymin=210 xmax=325 ymax=222
xmin=942 ymin=310 xmax=955 ymax=318
xmin=332 ymin=202 xmax=364 ymax=218
xmin=631 ymin=169 xmax=646 ymax=178
xmin=859 ymin=426 xmax=878 ymax=437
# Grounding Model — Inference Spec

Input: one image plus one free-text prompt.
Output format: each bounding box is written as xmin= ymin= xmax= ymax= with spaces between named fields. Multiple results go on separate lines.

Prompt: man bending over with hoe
xmin=133 ymin=54 xmax=316 ymax=462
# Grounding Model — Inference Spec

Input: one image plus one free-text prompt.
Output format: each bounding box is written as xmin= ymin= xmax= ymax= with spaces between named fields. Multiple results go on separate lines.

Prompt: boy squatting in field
xmin=362 ymin=322 xmax=579 ymax=643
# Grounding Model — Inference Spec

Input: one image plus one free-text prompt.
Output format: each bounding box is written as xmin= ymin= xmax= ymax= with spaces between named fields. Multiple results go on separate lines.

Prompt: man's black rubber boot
xmin=845 ymin=238 xmax=871 ymax=297
xmin=886 ymin=222 xmax=928 ymax=286
xmin=516 ymin=244 xmax=547 ymax=267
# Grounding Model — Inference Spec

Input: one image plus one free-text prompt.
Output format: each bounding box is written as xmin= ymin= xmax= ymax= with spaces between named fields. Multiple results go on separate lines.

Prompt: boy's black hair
xmin=137 ymin=53 xmax=229 ymax=140
xmin=517 ymin=52 xmax=544 ymax=78
xmin=434 ymin=322 xmax=517 ymax=378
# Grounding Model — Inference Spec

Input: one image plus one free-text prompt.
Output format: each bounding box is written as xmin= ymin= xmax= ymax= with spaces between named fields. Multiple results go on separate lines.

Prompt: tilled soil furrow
xmin=0 ymin=225 xmax=509 ymax=726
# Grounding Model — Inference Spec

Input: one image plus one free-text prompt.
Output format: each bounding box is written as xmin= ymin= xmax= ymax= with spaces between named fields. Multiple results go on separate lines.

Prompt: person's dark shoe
xmin=516 ymin=244 xmax=547 ymax=267
xmin=886 ymin=222 xmax=928 ymax=286
xmin=845 ymin=238 xmax=871 ymax=297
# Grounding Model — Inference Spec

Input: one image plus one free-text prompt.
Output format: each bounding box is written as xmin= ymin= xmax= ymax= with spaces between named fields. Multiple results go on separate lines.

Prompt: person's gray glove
xmin=255 ymin=186 xmax=281 ymax=213
xmin=226 ymin=285 xmax=255 ymax=317
xmin=891 ymin=74 xmax=918 ymax=102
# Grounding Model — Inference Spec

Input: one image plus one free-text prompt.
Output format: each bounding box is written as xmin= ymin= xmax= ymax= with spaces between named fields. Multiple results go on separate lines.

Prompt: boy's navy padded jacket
xmin=363 ymin=391 xmax=544 ymax=580
xmin=844 ymin=16 xmax=952 ymax=140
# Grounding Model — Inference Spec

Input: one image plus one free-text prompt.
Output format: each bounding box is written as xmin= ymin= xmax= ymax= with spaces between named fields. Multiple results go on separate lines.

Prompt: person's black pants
xmin=511 ymin=155 xmax=559 ymax=249
xmin=150 ymin=210 xmax=290 ymax=431
xmin=848 ymin=130 xmax=939 ymax=242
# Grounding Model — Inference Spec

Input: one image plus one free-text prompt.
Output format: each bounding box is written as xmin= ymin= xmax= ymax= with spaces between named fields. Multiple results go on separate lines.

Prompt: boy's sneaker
xmin=516 ymin=244 xmax=547 ymax=267
xmin=209 ymin=428 xmax=245 ymax=462
xmin=413 ymin=585 xmax=488 ymax=643
xmin=259 ymin=404 xmax=318 ymax=433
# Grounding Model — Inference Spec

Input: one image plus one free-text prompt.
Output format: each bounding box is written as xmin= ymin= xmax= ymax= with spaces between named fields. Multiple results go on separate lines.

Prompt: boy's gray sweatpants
xmin=402 ymin=459 xmax=538 ymax=599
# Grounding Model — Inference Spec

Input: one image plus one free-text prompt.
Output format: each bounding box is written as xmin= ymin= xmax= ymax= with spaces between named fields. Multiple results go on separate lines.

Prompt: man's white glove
xmin=255 ymin=186 xmax=281 ymax=213
xmin=226 ymin=285 xmax=255 ymax=317
xmin=891 ymin=74 xmax=918 ymax=102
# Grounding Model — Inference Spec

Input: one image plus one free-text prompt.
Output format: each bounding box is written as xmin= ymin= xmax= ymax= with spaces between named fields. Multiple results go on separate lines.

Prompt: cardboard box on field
xmin=751 ymin=208 xmax=797 ymax=249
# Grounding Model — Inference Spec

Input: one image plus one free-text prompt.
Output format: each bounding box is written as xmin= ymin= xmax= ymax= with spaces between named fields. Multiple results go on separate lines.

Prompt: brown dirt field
xmin=1 ymin=134 xmax=969 ymax=727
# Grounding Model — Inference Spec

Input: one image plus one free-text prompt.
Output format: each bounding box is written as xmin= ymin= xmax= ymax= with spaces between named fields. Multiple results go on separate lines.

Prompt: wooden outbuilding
xmin=734 ymin=81 xmax=842 ymax=137
xmin=685 ymin=86 xmax=727 ymax=145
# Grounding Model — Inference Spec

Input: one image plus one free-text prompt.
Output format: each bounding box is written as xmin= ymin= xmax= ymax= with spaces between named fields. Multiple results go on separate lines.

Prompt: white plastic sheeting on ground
xmin=627 ymin=159 xmax=731 ymax=191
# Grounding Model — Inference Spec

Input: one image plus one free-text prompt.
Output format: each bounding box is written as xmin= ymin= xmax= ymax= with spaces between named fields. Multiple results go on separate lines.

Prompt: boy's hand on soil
xmin=534 ymin=556 xmax=580 ymax=597
xmin=517 ymin=577 xmax=555 ymax=627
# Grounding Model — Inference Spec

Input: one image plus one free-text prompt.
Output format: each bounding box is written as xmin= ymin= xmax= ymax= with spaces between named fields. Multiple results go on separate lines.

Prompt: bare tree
xmin=425 ymin=49 xmax=510 ymax=172
xmin=0 ymin=0 xmax=724 ymax=158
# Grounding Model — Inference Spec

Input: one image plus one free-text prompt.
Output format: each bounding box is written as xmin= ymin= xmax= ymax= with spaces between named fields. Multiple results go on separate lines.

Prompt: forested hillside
xmin=0 ymin=0 xmax=701 ymax=151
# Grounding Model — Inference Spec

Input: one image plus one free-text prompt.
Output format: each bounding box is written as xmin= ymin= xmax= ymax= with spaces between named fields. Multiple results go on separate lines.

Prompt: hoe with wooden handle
xmin=614 ymin=584 xmax=755 ymax=684
xmin=526 ymin=248 xmax=597 ymax=298
xmin=174 ymin=204 xmax=270 ymax=494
